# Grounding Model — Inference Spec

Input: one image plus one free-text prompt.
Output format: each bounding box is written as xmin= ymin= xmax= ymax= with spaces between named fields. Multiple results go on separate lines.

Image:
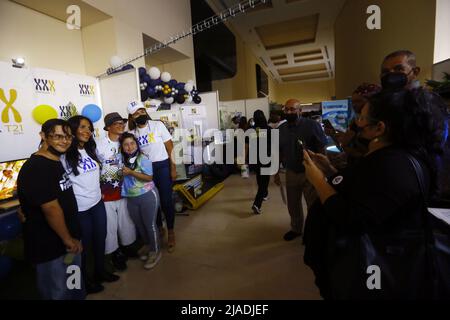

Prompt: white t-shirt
xmin=131 ymin=120 xmax=172 ymax=162
xmin=61 ymin=149 xmax=102 ymax=211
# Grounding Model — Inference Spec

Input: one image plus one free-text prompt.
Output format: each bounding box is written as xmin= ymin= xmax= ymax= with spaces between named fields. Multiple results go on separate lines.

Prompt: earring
xmin=373 ymin=137 xmax=380 ymax=143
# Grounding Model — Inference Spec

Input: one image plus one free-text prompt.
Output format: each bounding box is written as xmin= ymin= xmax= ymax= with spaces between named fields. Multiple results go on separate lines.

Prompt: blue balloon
xmin=0 ymin=213 xmax=21 ymax=241
xmin=147 ymin=87 xmax=156 ymax=98
xmin=168 ymin=79 xmax=178 ymax=87
xmin=143 ymin=75 xmax=151 ymax=85
xmin=121 ymin=64 xmax=134 ymax=71
xmin=138 ymin=67 xmax=147 ymax=77
xmin=81 ymin=104 xmax=102 ymax=123
xmin=0 ymin=255 xmax=13 ymax=280
xmin=175 ymin=82 xmax=185 ymax=90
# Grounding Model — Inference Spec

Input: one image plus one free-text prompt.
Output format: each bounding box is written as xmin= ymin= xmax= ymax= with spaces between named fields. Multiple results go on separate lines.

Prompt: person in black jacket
xmin=302 ymin=88 xmax=446 ymax=299
xmin=250 ymin=110 xmax=272 ymax=214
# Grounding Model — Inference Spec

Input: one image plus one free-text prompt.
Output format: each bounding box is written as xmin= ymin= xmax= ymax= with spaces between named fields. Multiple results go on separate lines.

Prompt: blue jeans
xmin=153 ymin=159 xmax=175 ymax=230
xmin=36 ymin=254 xmax=85 ymax=300
xmin=77 ymin=200 xmax=107 ymax=281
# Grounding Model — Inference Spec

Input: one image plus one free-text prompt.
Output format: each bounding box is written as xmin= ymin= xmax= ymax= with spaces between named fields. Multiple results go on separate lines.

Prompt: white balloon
xmin=164 ymin=97 xmax=174 ymax=104
xmin=184 ymin=82 xmax=194 ymax=92
xmin=161 ymin=72 xmax=171 ymax=83
xmin=187 ymin=79 xmax=194 ymax=84
xmin=110 ymin=55 xmax=123 ymax=68
xmin=148 ymin=67 xmax=161 ymax=80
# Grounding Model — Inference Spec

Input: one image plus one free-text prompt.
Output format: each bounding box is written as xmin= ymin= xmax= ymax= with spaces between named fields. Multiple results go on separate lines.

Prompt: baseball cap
xmin=127 ymin=100 xmax=145 ymax=115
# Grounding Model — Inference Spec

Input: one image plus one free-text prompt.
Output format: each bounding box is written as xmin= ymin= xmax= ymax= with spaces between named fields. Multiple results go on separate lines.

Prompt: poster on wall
xmin=0 ymin=61 xmax=102 ymax=162
xmin=321 ymin=100 xmax=349 ymax=132
xmin=148 ymin=110 xmax=182 ymax=137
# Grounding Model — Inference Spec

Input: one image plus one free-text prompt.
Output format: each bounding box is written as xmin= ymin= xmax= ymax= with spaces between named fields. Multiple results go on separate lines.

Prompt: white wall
xmin=434 ymin=0 xmax=450 ymax=63
xmin=82 ymin=0 xmax=194 ymax=58
xmin=0 ymin=0 xmax=86 ymax=74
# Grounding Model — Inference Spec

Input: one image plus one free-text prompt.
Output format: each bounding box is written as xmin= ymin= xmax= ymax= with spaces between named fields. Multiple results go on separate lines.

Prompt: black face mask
xmin=135 ymin=115 xmax=149 ymax=126
xmin=285 ymin=114 xmax=298 ymax=124
xmin=354 ymin=125 xmax=374 ymax=148
xmin=47 ymin=145 xmax=65 ymax=157
xmin=381 ymin=72 xmax=408 ymax=90
xmin=124 ymin=149 xmax=139 ymax=170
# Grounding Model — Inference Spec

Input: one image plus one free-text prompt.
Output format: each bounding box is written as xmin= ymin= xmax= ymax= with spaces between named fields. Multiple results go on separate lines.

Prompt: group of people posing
xmin=17 ymin=100 xmax=178 ymax=299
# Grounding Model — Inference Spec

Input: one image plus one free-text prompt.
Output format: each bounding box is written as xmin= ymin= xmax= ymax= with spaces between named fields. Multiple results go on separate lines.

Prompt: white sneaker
xmin=263 ymin=196 xmax=269 ymax=201
xmin=138 ymin=245 xmax=150 ymax=261
xmin=144 ymin=251 xmax=162 ymax=270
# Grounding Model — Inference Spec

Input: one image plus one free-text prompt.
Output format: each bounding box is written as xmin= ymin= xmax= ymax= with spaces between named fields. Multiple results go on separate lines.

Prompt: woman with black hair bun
xmin=302 ymin=88 xmax=447 ymax=299
xmin=63 ymin=115 xmax=119 ymax=295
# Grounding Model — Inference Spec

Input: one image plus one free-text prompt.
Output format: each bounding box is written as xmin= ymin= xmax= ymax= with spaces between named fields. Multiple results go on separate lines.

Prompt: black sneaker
xmin=283 ymin=230 xmax=302 ymax=241
xmin=111 ymin=250 xmax=127 ymax=272
xmin=95 ymin=271 xmax=120 ymax=283
xmin=252 ymin=205 xmax=262 ymax=214
xmin=121 ymin=244 xmax=139 ymax=259
xmin=86 ymin=281 xmax=104 ymax=295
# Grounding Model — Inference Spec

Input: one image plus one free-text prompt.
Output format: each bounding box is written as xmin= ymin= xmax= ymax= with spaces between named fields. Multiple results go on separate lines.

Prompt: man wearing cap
xmin=96 ymin=112 xmax=137 ymax=271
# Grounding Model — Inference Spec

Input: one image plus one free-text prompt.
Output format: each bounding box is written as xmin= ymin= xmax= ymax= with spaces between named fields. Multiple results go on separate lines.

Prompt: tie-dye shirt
xmin=121 ymin=154 xmax=155 ymax=198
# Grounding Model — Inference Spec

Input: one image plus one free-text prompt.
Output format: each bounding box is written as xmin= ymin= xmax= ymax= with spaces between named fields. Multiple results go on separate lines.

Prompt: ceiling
xmin=10 ymin=0 xmax=111 ymax=27
xmin=206 ymin=0 xmax=346 ymax=84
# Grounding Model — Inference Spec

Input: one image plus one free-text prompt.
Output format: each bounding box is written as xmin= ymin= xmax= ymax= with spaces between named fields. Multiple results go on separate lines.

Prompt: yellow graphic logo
xmin=0 ymin=88 xmax=22 ymax=124
xmin=148 ymin=132 xmax=156 ymax=143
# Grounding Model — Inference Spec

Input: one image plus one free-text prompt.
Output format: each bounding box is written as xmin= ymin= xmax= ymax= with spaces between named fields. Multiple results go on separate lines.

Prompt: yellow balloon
xmin=32 ymin=105 xmax=57 ymax=125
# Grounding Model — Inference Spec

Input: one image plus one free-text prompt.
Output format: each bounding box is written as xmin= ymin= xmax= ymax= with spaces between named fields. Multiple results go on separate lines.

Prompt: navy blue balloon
xmin=149 ymin=79 xmax=159 ymax=88
xmin=139 ymin=67 xmax=147 ymax=77
xmin=193 ymin=95 xmax=202 ymax=104
xmin=147 ymin=87 xmax=156 ymax=98
xmin=176 ymin=94 xmax=186 ymax=104
xmin=142 ymin=75 xmax=151 ymax=84
xmin=175 ymin=82 xmax=185 ymax=90
xmin=121 ymin=64 xmax=134 ymax=71
xmin=168 ymin=80 xmax=178 ymax=87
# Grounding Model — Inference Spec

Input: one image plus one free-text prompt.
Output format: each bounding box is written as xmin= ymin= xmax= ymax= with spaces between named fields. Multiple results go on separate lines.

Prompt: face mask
xmin=285 ymin=114 xmax=298 ymax=123
xmin=354 ymin=124 xmax=377 ymax=148
xmin=124 ymin=149 xmax=139 ymax=169
xmin=381 ymin=72 xmax=408 ymax=90
xmin=47 ymin=145 xmax=65 ymax=157
xmin=135 ymin=115 xmax=149 ymax=126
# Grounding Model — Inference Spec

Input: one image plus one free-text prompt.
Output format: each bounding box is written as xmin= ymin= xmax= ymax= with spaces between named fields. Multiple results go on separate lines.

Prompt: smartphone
xmin=323 ymin=119 xmax=337 ymax=132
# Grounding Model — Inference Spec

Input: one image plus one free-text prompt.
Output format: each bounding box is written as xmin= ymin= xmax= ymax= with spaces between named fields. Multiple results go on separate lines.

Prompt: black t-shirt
xmin=279 ymin=118 xmax=327 ymax=173
xmin=322 ymin=146 xmax=429 ymax=234
xmin=17 ymin=154 xmax=80 ymax=264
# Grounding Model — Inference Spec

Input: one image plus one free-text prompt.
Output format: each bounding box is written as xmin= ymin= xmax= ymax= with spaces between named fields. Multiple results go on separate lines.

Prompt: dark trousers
xmin=153 ymin=159 xmax=175 ymax=230
xmin=253 ymin=167 xmax=270 ymax=209
xmin=77 ymin=200 xmax=107 ymax=281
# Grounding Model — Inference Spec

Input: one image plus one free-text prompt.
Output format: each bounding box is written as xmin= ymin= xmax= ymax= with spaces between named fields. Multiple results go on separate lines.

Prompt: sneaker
xmin=283 ymin=230 xmax=302 ymax=241
xmin=144 ymin=251 xmax=162 ymax=270
xmin=111 ymin=250 xmax=127 ymax=272
xmin=167 ymin=230 xmax=176 ymax=253
xmin=252 ymin=205 xmax=262 ymax=215
xmin=138 ymin=245 xmax=150 ymax=261
xmin=263 ymin=196 xmax=269 ymax=201
xmin=95 ymin=271 xmax=120 ymax=283
xmin=86 ymin=281 xmax=104 ymax=295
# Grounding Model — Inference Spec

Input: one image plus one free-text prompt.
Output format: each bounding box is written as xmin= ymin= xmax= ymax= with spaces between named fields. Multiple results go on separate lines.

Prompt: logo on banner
xmin=34 ymin=78 xmax=56 ymax=93
xmin=0 ymin=88 xmax=24 ymax=135
xmin=59 ymin=102 xmax=78 ymax=120
xmin=79 ymin=84 xmax=95 ymax=96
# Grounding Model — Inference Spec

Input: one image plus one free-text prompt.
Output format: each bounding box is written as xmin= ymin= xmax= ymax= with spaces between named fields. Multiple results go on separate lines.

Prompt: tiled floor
xmin=89 ymin=173 xmax=321 ymax=300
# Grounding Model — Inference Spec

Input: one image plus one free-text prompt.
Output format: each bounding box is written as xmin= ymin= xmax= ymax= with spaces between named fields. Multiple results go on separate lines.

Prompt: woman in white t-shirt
xmin=127 ymin=101 xmax=177 ymax=253
xmin=63 ymin=116 xmax=120 ymax=294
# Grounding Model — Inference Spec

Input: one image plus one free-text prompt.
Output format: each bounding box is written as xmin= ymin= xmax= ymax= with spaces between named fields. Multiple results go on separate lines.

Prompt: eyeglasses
xmin=111 ymin=122 xmax=125 ymax=126
xmin=48 ymin=134 xmax=74 ymax=141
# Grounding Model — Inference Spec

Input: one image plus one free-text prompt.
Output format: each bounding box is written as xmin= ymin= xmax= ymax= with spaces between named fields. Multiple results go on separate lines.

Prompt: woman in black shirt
xmin=303 ymin=88 xmax=446 ymax=299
